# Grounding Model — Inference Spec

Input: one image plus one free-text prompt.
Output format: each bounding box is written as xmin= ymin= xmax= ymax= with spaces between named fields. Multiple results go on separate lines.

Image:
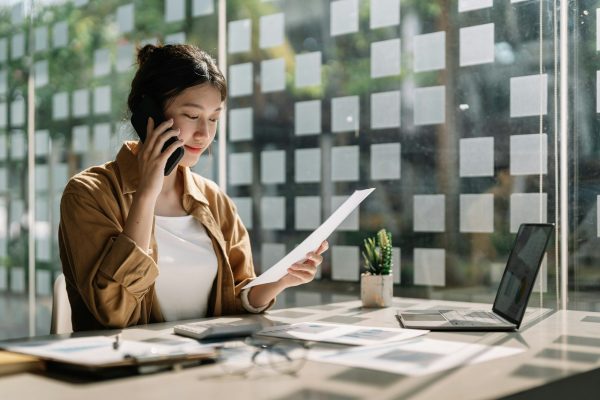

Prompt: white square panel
xmin=52 ymin=92 xmax=69 ymax=120
xmin=532 ymin=254 xmax=548 ymax=293
xmin=295 ymin=52 xmax=321 ymax=88
xmin=34 ymin=26 xmax=48 ymax=52
xmin=10 ymin=98 xmax=25 ymax=127
xmin=0 ymin=102 xmax=5 ymax=128
xmin=93 ymin=48 xmax=111 ymax=77
xmin=0 ymin=70 xmax=6 ymax=95
xmin=295 ymin=148 xmax=321 ymax=183
xmin=414 ymin=32 xmax=445 ymax=72
xmin=331 ymin=245 xmax=359 ymax=281
xmin=260 ymin=13 xmax=284 ymax=49
xmin=295 ymin=196 xmax=321 ymax=230
xmin=193 ymin=0 xmax=214 ymax=16
xmin=460 ymin=194 xmax=494 ymax=233
xmin=228 ymin=152 xmax=253 ymax=185
xmin=371 ymin=90 xmax=401 ymax=129
xmin=370 ymin=0 xmax=400 ymax=29
xmin=510 ymin=193 xmax=547 ymax=233
xmin=232 ymin=197 xmax=252 ymax=229
xmin=459 ymin=137 xmax=494 ymax=177
xmin=165 ymin=32 xmax=186 ymax=44
xmin=228 ymin=19 xmax=251 ymax=54
xmin=52 ymin=21 xmax=68 ymax=48
xmin=36 ymin=270 xmax=51 ymax=294
xmin=165 ymin=0 xmax=186 ymax=22
xmin=34 ymin=60 xmax=48 ymax=88
xmin=35 ymin=165 xmax=49 ymax=192
xmin=332 ymin=145 xmax=359 ymax=182
xmin=414 ymin=86 xmax=445 ymax=125
xmin=229 ymin=108 xmax=253 ymax=141
xmin=459 ymin=0 xmax=493 ymax=12
xmin=295 ymin=100 xmax=321 ymax=135
xmin=116 ymin=4 xmax=134 ymax=34
xmin=371 ymin=39 xmax=401 ymax=78
xmin=510 ymin=133 xmax=548 ymax=175
xmin=371 ymin=143 xmax=400 ymax=180
xmin=510 ymin=74 xmax=548 ymax=118
xmin=117 ymin=42 xmax=134 ymax=72
xmin=331 ymin=0 xmax=359 ymax=36
xmin=261 ymin=150 xmax=285 ymax=184
xmin=261 ymin=196 xmax=285 ymax=230
xmin=392 ymin=247 xmax=401 ymax=284
xmin=414 ymin=248 xmax=445 ymax=286
xmin=332 ymin=195 xmax=359 ymax=231
xmin=93 ymin=123 xmax=111 ymax=151
xmin=11 ymin=33 xmax=24 ymax=60
xmin=93 ymin=86 xmax=111 ymax=114
xmin=11 ymin=131 xmax=25 ymax=160
xmin=0 ymin=39 xmax=6 ymax=62
xmin=261 ymin=58 xmax=285 ymax=93
xmin=72 ymin=89 xmax=90 ymax=117
xmin=229 ymin=63 xmax=253 ymax=97
xmin=332 ymin=96 xmax=359 ymax=133
xmin=460 ymin=23 xmax=494 ymax=66
xmin=261 ymin=243 xmax=286 ymax=274
xmin=413 ymin=194 xmax=445 ymax=232
xmin=35 ymin=130 xmax=49 ymax=157
xmin=72 ymin=125 xmax=90 ymax=153
xmin=10 ymin=266 xmax=25 ymax=293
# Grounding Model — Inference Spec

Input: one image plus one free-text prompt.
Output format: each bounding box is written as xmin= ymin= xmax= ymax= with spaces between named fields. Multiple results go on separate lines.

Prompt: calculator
xmin=173 ymin=320 xmax=262 ymax=340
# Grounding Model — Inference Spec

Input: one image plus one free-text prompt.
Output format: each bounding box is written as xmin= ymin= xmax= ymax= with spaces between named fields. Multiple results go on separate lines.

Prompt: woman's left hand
xmin=279 ymin=241 xmax=329 ymax=288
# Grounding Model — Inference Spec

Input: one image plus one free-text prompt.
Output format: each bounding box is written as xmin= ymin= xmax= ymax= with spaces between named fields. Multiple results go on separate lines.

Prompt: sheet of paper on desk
xmin=309 ymin=338 xmax=524 ymax=376
xmin=257 ymin=322 xmax=427 ymax=346
xmin=3 ymin=336 xmax=213 ymax=367
xmin=245 ymin=188 xmax=375 ymax=289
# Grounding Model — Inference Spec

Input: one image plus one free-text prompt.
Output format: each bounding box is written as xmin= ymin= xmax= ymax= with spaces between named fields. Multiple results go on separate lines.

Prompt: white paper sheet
xmin=309 ymin=337 xmax=524 ymax=376
xmin=245 ymin=188 xmax=375 ymax=288
xmin=257 ymin=322 xmax=427 ymax=346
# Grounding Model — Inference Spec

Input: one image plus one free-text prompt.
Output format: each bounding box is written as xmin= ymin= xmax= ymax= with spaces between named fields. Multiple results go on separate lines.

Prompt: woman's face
xmin=163 ymin=83 xmax=223 ymax=168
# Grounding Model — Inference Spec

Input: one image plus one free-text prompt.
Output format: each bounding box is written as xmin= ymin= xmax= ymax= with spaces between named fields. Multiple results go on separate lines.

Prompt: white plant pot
xmin=360 ymin=273 xmax=393 ymax=308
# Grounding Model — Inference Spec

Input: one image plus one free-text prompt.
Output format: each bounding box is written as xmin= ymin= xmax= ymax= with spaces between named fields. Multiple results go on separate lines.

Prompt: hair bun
xmin=137 ymin=44 xmax=158 ymax=66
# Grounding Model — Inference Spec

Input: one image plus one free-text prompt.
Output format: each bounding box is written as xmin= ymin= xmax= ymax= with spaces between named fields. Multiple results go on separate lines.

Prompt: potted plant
xmin=361 ymin=229 xmax=393 ymax=307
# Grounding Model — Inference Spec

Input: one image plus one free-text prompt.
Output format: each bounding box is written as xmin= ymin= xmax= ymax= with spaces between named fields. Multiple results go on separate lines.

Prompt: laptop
xmin=397 ymin=223 xmax=554 ymax=331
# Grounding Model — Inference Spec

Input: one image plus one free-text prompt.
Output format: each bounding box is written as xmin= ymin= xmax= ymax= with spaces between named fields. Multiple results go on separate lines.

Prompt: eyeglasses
xmin=218 ymin=337 xmax=309 ymax=376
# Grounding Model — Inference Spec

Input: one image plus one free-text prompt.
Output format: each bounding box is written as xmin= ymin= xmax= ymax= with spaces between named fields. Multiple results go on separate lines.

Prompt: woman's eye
xmin=185 ymin=114 xmax=199 ymax=120
xmin=209 ymin=118 xmax=219 ymax=123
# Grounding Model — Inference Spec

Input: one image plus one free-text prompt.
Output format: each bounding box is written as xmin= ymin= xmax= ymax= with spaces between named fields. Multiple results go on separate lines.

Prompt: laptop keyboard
xmin=442 ymin=310 xmax=507 ymax=326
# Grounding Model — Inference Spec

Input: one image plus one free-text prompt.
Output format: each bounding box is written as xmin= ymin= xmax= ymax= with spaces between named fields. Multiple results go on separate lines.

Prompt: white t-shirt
xmin=154 ymin=215 xmax=218 ymax=321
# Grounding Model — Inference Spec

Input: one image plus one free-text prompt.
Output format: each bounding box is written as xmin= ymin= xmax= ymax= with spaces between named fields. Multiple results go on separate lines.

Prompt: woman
xmin=58 ymin=44 xmax=327 ymax=331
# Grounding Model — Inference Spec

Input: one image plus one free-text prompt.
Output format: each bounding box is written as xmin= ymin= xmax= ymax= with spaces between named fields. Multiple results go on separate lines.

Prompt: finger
xmin=316 ymin=241 xmax=329 ymax=255
xmin=304 ymin=252 xmax=323 ymax=266
xmin=290 ymin=263 xmax=317 ymax=275
xmin=286 ymin=268 xmax=314 ymax=282
xmin=146 ymin=118 xmax=174 ymax=148
xmin=152 ymin=128 xmax=181 ymax=157
xmin=158 ymin=138 xmax=184 ymax=162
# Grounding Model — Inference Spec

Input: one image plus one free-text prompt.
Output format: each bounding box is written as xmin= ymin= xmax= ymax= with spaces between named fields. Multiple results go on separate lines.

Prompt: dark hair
xmin=127 ymin=44 xmax=227 ymax=116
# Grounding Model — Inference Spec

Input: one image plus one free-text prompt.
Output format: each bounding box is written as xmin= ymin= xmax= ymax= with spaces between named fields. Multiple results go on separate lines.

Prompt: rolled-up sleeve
xmin=59 ymin=191 xmax=158 ymax=328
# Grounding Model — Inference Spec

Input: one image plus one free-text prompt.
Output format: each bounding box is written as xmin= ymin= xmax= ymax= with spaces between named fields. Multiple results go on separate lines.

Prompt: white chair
xmin=51 ymin=273 xmax=73 ymax=334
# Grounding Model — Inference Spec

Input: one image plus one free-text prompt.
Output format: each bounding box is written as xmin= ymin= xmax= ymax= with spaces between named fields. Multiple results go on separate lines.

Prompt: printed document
xmin=245 ymin=188 xmax=375 ymax=289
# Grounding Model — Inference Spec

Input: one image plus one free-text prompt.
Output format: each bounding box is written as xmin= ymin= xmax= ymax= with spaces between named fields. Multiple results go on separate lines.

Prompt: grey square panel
xmin=231 ymin=197 xmax=252 ymax=229
xmin=370 ymin=0 xmax=400 ymax=29
xmin=36 ymin=270 xmax=51 ymax=295
xmin=229 ymin=63 xmax=253 ymax=97
xmin=371 ymin=90 xmax=401 ymax=129
xmin=512 ymin=364 xmax=575 ymax=380
xmin=93 ymin=123 xmax=111 ymax=151
xmin=413 ymin=194 xmax=445 ymax=232
xmin=229 ymin=108 xmax=253 ymax=141
xmin=332 ymin=145 xmax=359 ymax=182
xmin=52 ymin=21 xmax=69 ymax=48
xmin=460 ymin=194 xmax=494 ymax=233
xmin=260 ymin=13 xmax=284 ymax=49
xmin=34 ymin=60 xmax=48 ymax=88
xmin=371 ymin=39 xmax=401 ymax=78
xmin=598 ymin=196 xmax=600 ymax=237
xmin=261 ymin=243 xmax=285 ymax=274
xmin=228 ymin=152 xmax=253 ymax=185
xmin=261 ymin=58 xmax=285 ymax=93
xmin=332 ymin=96 xmax=359 ymax=133
xmin=460 ymin=23 xmax=494 ymax=66
xmin=116 ymin=4 xmax=134 ymax=34
xmin=261 ymin=196 xmax=285 ymax=230
xmin=11 ymin=33 xmax=24 ymax=60
xmin=10 ymin=266 xmax=25 ymax=293
xmin=295 ymin=100 xmax=321 ymax=135
xmin=165 ymin=0 xmax=186 ymax=23
xmin=192 ymin=0 xmax=214 ymax=16
xmin=414 ymin=248 xmax=445 ymax=286
xmin=10 ymin=131 xmax=25 ymax=160
xmin=459 ymin=137 xmax=494 ymax=177
xmin=295 ymin=196 xmax=321 ymax=230
xmin=0 ymin=39 xmax=6 ymax=62
xmin=392 ymin=247 xmax=401 ymax=284
xmin=371 ymin=143 xmax=400 ymax=180
xmin=535 ymin=348 xmax=600 ymax=363
xmin=554 ymin=335 xmax=600 ymax=347
xmin=295 ymin=148 xmax=321 ymax=183
xmin=331 ymin=245 xmax=359 ymax=282
xmin=73 ymin=89 xmax=90 ymax=117
xmin=414 ymin=86 xmax=445 ymax=125
xmin=165 ymin=32 xmax=186 ymax=45
xmin=72 ymin=125 xmax=90 ymax=153
xmin=459 ymin=0 xmax=492 ymax=12
xmin=0 ymin=70 xmax=5 ymax=95
xmin=10 ymin=98 xmax=25 ymax=127
xmin=34 ymin=26 xmax=48 ymax=52
xmin=0 ymin=102 xmax=5 ymax=128
xmin=228 ymin=19 xmax=251 ymax=54
xmin=36 ymin=165 xmax=49 ymax=192
xmin=93 ymin=86 xmax=111 ymax=114
xmin=510 ymin=193 xmax=547 ymax=232
xmin=94 ymin=48 xmax=111 ymax=77
xmin=295 ymin=52 xmax=321 ymax=88
xmin=332 ymin=196 xmax=359 ymax=231
xmin=331 ymin=0 xmax=359 ymax=36
xmin=414 ymin=32 xmax=445 ymax=72
xmin=52 ymin=92 xmax=69 ymax=120
xmin=510 ymin=133 xmax=548 ymax=175
xmin=261 ymin=150 xmax=285 ymax=184
xmin=35 ymin=130 xmax=49 ymax=157
xmin=116 ymin=43 xmax=134 ymax=72
xmin=582 ymin=316 xmax=600 ymax=323
xmin=510 ymin=74 xmax=548 ymax=118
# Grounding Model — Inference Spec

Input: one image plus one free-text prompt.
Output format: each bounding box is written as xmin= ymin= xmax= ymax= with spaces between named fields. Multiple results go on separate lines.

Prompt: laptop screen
xmin=492 ymin=223 xmax=554 ymax=326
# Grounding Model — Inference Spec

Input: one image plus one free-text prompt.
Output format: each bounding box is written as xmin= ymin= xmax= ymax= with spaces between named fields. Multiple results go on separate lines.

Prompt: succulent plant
xmin=361 ymin=229 xmax=392 ymax=275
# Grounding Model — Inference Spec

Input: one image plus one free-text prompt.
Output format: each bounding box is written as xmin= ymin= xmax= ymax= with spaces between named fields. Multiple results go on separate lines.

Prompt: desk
xmin=1 ymin=297 xmax=600 ymax=400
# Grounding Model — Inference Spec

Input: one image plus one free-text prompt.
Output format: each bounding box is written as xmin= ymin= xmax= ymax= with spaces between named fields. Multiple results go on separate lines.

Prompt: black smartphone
xmin=130 ymin=96 xmax=184 ymax=176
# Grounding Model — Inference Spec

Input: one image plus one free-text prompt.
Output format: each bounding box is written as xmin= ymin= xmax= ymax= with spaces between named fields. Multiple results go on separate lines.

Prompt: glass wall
xmin=2 ymin=0 xmax=599 ymax=340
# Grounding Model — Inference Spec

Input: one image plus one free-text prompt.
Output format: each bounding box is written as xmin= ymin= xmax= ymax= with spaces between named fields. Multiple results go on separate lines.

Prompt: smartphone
xmin=130 ymin=96 xmax=184 ymax=176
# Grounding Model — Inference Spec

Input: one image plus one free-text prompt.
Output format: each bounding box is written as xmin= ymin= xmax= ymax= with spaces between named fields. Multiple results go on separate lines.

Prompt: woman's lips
xmin=184 ymin=145 xmax=203 ymax=154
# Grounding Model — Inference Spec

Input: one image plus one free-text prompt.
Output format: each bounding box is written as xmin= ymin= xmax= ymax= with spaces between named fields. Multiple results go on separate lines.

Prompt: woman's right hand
xmin=135 ymin=117 xmax=183 ymax=200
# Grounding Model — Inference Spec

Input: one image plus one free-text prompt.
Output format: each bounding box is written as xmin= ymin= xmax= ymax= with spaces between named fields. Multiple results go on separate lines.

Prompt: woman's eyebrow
xmin=181 ymin=102 xmax=222 ymax=112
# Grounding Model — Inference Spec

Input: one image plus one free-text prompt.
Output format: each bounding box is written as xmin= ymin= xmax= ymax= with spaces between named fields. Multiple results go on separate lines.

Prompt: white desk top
xmin=2 ymin=297 xmax=600 ymax=400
